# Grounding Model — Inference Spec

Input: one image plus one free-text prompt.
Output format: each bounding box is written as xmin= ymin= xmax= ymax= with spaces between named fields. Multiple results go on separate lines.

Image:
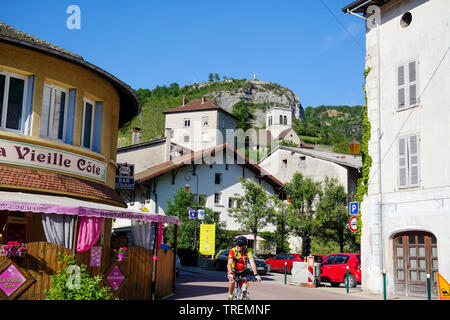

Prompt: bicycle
xmin=232 ymin=274 xmax=257 ymax=300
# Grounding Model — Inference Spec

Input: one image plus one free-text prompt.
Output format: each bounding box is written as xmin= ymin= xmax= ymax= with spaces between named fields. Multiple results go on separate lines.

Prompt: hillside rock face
xmin=202 ymin=80 xmax=305 ymax=126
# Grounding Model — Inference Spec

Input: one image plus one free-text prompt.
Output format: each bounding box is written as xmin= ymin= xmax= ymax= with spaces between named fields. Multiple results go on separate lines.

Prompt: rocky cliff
xmin=199 ymin=80 xmax=305 ymax=126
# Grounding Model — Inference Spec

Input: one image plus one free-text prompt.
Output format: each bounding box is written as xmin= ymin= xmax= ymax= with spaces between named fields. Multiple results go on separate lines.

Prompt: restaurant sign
xmin=0 ymin=138 xmax=106 ymax=182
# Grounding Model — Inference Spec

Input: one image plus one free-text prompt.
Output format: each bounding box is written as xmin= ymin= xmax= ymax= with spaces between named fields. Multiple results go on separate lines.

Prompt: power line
xmin=318 ymin=0 xmax=365 ymax=51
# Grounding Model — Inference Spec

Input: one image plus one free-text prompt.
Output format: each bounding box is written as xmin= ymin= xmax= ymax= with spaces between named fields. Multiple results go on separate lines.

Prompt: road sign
xmin=198 ymin=209 xmax=205 ymax=220
xmin=437 ymin=272 xmax=450 ymax=300
xmin=349 ymin=216 xmax=358 ymax=232
xmin=188 ymin=208 xmax=197 ymax=219
xmin=349 ymin=201 xmax=359 ymax=215
xmin=115 ymin=163 xmax=135 ymax=190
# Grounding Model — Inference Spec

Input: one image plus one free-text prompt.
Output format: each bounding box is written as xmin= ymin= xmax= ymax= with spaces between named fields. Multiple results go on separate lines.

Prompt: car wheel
xmin=330 ymin=282 xmax=340 ymax=287
xmin=344 ymin=274 xmax=357 ymax=288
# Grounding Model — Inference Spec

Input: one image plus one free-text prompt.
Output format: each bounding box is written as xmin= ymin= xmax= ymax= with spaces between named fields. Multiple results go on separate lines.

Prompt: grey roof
xmin=259 ymin=145 xmax=362 ymax=169
xmin=0 ymin=21 xmax=140 ymax=128
xmin=342 ymin=0 xmax=392 ymax=13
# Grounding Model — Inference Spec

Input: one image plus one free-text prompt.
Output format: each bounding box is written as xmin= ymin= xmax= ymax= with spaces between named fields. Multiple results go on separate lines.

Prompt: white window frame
xmin=183 ymin=135 xmax=190 ymax=143
xmin=41 ymin=83 xmax=69 ymax=142
xmin=81 ymin=97 xmax=96 ymax=150
xmin=184 ymin=118 xmax=191 ymax=127
xmin=397 ymin=59 xmax=419 ymax=111
xmin=0 ymin=70 xmax=28 ymax=133
xmin=202 ymin=116 xmax=209 ymax=127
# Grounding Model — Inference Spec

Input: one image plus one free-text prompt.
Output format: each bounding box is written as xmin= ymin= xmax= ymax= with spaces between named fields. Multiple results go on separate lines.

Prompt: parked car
xmin=319 ymin=253 xmax=361 ymax=287
xmin=311 ymin=254 xmax=325 ymax=263
xmin=213 ymin=249 xmax=268 ymax=274
xmin=213 ymin=249 xmax=230 ymax=271
xmin=265 ymin=253 xmax=303 ymax=273
xmin=245 ymin=254 xmax=268 ymax=275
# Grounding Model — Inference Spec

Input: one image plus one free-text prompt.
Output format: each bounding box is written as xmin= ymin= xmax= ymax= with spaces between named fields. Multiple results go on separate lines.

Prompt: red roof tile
xmin=0 ymin=165 xmax=126 ymax=207
xmin=163 ymin=98 xmax=238 ymax=119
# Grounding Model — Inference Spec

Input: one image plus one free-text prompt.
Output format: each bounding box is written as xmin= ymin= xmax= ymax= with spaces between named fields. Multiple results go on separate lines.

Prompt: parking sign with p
xmin=350 ymin=201 xmax=359 ymax=215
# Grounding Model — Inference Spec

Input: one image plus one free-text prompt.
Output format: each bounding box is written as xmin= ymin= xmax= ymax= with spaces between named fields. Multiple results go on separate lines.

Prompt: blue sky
xmin=1 ymin=0 xmax=366 ymax=107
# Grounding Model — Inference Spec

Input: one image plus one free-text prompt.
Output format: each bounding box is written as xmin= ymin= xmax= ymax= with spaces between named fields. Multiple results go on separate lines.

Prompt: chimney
xmin=165 ymin=128 xmax=172 ymax=161
xmin=201 ymin=96 xmax=206 ymax=104
xmin=182 ymin=95 xmax=186 ymax=106
xmin=132 ymin=127 xmax=141 ymax=144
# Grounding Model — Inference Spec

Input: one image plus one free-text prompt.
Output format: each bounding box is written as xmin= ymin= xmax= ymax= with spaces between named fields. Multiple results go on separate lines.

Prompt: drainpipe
xmin=345 ymin=3 xmax=384 ymax=291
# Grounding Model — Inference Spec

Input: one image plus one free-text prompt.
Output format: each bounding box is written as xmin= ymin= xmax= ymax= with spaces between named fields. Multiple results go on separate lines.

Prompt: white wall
xmin=259 ymin=148 xmax=351 ymax=191
xmin=361 ymin=0 xmax=450 ymax=295
xmin=129 ymin=162 xmax=277 ymax=232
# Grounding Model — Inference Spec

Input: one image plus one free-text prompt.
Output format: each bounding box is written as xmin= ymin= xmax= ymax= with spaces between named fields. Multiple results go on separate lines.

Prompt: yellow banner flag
xmin=199 ymin=224 xmax=215 ymax=256
xmin=437 ymin=272 xmax=450 ymax=300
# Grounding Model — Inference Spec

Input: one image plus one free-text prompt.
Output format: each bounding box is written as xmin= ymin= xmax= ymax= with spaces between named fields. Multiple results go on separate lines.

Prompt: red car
xmin=265 ymin=253 xmax=303 ymax=273
xmin=319 ymin=253 xmax=361 ymax=287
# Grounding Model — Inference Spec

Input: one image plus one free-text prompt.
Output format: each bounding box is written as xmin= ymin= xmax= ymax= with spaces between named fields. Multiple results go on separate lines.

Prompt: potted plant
xmin=114 ymin=247 xmax=127 ymax=261
xmin=1 ymin=241 xmax=28 ymax=257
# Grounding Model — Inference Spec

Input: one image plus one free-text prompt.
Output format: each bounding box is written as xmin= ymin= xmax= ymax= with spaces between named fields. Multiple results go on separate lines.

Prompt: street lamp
xmin=184 ymin=171 xmax=199 ymax=254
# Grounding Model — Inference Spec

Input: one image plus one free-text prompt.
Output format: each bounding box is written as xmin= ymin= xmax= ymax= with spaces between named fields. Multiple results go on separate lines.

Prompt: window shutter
xmin=92 ymin=101 xmax=102 ymax=153
xmin=64 ymin=89 xmax=76 ymax=145
xmin=24 ymin=75 xmax=34 ymax=135
xmin=408 ymin=133 xmax=420 ymax=186
xmin=408 ymin=61 xmax=417 ymax=107
xmin=41 ymin=85 xmax=51 ymax=137
xmin=398 ymin=136 xmax=408 ymax=188
xmin=398 ymin=65 xmax=406 ymax=109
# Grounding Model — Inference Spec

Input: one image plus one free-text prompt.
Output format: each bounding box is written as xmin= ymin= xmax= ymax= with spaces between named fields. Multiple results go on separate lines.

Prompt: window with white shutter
xmin=397 ymin=60 xmax=418 ymax=110
xmin=408 ymin=134 xmax=420 ymax=187
xmin=398 ymin=133 xmax=420 ymax=188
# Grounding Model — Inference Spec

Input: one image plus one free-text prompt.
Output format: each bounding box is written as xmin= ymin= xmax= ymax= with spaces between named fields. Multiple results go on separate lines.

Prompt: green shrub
xmin=44 ymin=253 xmax=118 ymax=300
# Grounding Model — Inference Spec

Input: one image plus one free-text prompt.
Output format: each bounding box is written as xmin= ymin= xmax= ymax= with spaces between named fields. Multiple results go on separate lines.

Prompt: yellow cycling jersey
xmin=228 ymin=247 xmax=254 ymax=272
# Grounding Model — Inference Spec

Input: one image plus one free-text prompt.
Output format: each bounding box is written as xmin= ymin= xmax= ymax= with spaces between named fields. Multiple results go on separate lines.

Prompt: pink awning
xmin=0 ymin=191 xmax=178 ymax=225
xmin=236 ymin=234 xmax=265 ymax=241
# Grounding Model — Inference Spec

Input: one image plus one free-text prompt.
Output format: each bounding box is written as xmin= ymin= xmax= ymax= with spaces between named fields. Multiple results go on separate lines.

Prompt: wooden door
xmin=393 ymin=232 xmax=438 ymax=297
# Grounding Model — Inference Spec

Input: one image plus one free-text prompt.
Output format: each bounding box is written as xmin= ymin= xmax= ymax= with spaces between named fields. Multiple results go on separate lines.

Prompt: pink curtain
xmin=76 ymin=216 xmax=103 ymax=252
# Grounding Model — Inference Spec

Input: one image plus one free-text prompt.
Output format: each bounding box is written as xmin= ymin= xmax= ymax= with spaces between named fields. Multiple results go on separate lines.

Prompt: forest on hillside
xmin=118 ymin=78 xmax=364 ymax=155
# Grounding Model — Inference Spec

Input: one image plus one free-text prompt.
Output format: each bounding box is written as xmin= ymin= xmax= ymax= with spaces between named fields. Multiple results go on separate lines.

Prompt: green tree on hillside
xmin=232 ymin=101 xmax=254 ymax=131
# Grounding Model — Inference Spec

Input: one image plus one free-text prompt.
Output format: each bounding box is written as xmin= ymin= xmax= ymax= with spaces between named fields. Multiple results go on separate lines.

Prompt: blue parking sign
xmin=349 ymin=202 xmax=359 ymax=215
xmin=189 ymin=208 xmax=197 ymax=219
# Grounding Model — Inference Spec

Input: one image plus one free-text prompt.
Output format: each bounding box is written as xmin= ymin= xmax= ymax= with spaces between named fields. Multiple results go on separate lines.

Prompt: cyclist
xmin=227 ymin=236 xmax=261 ymax=300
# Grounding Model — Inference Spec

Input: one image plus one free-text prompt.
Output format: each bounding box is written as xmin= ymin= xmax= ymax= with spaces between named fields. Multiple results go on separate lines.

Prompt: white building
xmin=116 ymin=143 xmax=283 ymax=232
xmin=163 ymin=96 xmax=237 ymax=152
xmin=259 ymin=146 xmax=362 ymax=195
xmin=343 ymin=0 xmax=450 ymax=298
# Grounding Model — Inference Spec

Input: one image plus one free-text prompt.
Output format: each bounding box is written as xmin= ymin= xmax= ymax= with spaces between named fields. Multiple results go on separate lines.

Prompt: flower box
xmin=114 ymin=247 xmax=128 ymax=261
xmin=1 ymin=241 xmax=28 ymax=258
xmin=0 ymin=249 xmax=27 ymax=257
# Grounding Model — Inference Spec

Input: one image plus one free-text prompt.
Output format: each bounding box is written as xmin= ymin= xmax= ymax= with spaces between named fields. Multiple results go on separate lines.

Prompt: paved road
xmin=169 ymin=267 xmax=370 ymax=300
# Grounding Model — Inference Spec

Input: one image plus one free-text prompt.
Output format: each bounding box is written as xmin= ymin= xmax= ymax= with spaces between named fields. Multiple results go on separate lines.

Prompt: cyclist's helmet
xmin=234 ymin=236 xmax=248 ymax=246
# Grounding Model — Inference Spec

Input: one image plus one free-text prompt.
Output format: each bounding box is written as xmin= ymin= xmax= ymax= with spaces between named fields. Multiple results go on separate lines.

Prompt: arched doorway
xmin=393 ymin=231 xmax=438 ymax=297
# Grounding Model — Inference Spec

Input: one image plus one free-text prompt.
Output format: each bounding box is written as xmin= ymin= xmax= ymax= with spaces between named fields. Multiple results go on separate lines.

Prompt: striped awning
xmin=0 ymin=191 xmax=178 ymax=225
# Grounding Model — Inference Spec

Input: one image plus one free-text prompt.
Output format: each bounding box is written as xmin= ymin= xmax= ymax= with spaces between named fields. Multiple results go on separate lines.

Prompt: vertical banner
xmin=199 ymin=224 xmax=215 ymax=256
